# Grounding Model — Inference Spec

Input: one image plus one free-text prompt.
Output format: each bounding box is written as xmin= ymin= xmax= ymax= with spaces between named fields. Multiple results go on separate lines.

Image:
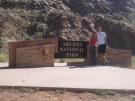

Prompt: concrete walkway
xmin=0 ymin=63 xmax=135 ymax=90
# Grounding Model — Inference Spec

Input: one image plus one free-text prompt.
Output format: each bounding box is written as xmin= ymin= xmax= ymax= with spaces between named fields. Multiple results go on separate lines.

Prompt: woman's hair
xmin=91 ymin=33 xmax=96 ymax=38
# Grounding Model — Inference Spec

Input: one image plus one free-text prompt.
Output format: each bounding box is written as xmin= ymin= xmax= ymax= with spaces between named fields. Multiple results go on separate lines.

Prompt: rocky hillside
xmin=0 ymin=0 xmax=135 ymax=53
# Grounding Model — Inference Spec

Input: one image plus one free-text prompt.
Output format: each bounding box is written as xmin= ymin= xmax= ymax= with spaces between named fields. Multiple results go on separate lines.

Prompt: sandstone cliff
xmin=0 ymin=0 xmax=135 ymax=53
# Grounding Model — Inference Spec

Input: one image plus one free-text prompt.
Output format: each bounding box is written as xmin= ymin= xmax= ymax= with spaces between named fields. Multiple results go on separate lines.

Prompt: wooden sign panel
xmin=55 ymin=40 xmax=88 ymax=58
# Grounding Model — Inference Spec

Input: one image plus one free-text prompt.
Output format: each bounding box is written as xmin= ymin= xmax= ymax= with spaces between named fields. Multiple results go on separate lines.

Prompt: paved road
xmin=0 ymin=63 xmax=135 ymax=90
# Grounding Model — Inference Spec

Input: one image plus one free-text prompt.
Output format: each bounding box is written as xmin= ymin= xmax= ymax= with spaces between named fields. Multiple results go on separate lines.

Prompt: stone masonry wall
xmin=16 ymin=44 xmax=54 ymax=68
xmin=97 ymin=48 xmax=132 ymax=67
xmin=107 ymin=48 xmax=132 ymax=67
xmin=86 ymin=47 xmax=131 ymax=67
xmin=9 ymin=38 xmax=58 ymax=68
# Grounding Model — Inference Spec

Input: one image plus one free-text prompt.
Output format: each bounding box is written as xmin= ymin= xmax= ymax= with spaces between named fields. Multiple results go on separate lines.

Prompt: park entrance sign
xmin=8 ymin=38 xmax=131 ymax=68
xmin=55 ymin=40 xmax=88 ymax=58
xmin=9 ymin=38 xmax=89 ymax=68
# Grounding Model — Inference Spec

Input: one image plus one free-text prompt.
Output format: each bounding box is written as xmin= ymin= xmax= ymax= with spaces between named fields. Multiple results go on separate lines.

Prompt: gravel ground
xmin=0 ymin=88 xmax=134 ymax=101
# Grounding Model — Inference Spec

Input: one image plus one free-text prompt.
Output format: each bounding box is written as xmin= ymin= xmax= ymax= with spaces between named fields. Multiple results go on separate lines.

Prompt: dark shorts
xmin=98 ymin=44 xmax=106 ymax=54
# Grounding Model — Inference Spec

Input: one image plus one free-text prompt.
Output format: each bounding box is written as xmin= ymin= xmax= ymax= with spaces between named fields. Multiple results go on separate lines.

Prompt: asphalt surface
xmin=0 ymin=63 xmax=135 ymax=90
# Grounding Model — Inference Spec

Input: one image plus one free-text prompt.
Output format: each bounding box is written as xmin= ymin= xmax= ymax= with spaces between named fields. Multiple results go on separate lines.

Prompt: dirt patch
xmin=0 ymin=88 xmax=134 ymax=101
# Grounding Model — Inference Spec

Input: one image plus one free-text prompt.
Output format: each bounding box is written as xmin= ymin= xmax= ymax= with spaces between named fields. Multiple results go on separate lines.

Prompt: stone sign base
xmin=16 ymin=44 xmax=54 ymax=68
xmin=96 ymin=48 xmax=131 ymax=67
xmin=9 ymin=38 xmax=58 ymax=68
xmin=107 ymin=48 xmax=132 ymax=67
xmin=84 ymin=47 xmax=131 ymax=67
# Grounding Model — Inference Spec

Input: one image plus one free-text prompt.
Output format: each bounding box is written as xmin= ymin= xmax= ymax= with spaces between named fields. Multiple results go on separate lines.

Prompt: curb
xmin=0 ymin=86 xmax=135 ymax=94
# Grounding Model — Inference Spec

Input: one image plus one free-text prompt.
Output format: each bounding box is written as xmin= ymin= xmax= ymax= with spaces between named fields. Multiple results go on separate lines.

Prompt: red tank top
xmin=89 ymin=32 xmax=97 ymax=46
xmin=89 ymin=39 xmax=96 ymax=46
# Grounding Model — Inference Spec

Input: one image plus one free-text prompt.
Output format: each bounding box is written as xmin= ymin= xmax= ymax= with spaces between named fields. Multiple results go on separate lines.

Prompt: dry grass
xmin=0 ymin=87 xmax=134 ymax=101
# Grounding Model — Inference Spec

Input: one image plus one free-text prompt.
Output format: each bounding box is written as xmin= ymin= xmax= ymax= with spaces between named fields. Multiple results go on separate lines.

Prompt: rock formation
xmin=0 ymin=0 xmax=135 ymax=53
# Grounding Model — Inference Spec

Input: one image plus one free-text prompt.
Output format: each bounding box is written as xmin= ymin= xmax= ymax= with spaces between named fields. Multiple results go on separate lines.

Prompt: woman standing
xmin=89 ymin=30 xmax=97 ymax=66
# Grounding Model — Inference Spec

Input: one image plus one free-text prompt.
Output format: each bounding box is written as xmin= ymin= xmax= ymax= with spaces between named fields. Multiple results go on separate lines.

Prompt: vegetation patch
xmin=0 ymin=52 xmax=8 ymax=62
xmin=132 ymin=56 xmax=135 ymax=65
